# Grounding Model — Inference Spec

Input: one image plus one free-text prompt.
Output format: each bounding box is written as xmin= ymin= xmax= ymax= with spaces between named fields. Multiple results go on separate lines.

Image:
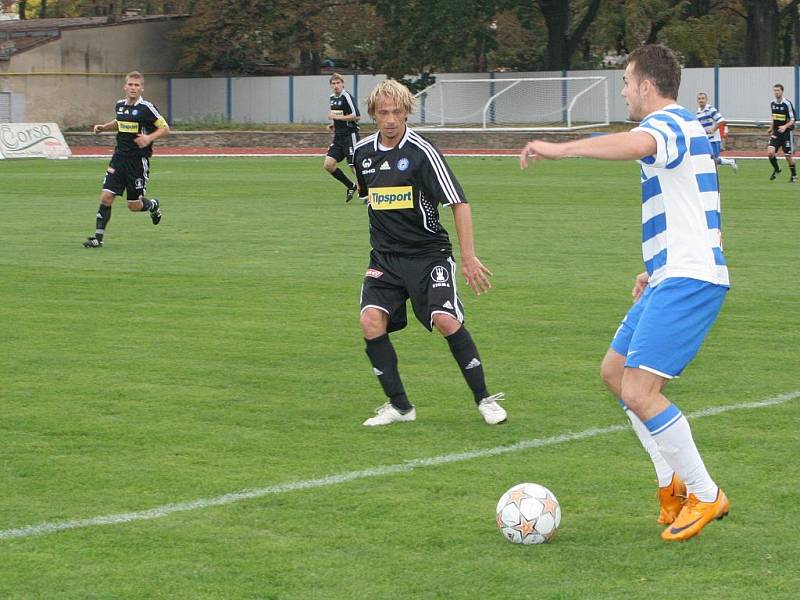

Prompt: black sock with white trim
xmin=95 ymin=204 xmax=111 ymax=241
xmin=445 ymin=326 xmax=489 ymax=404
xmin=365 ymin=334 xmax=411 ymax=412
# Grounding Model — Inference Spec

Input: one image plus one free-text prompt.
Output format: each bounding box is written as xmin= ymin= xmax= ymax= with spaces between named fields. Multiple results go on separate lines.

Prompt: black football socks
xmin=331 ymin=168 xmax=354 ymax=189
xmin=365 ymin=334 xmax=412 ymax=412
xmin=445 ymin=326 xmax=489 ymax=404
xmin=95 ymin=204 xmax=111 ymax=241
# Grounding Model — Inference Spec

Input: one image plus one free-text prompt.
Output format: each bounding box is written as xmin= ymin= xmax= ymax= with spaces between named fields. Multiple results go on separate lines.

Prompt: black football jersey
xmin=353 ymin=126 xmax=467 ymax=257
xmin=771 ymin=98 xmax=796 ymax=130
xmin=113 ymin=98 xmax=168 ymax=157
xmin=329 ymin=90 xmax=360 ymax=135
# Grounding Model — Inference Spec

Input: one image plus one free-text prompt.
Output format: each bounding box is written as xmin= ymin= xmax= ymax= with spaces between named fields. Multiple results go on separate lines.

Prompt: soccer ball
xmin=496 ymin=482 xmax=561 ymax=544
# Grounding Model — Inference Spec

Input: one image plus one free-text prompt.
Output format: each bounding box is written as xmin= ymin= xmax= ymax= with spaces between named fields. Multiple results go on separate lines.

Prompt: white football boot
xmin=478 ymin=392 xmax=507 ymax=425
xmin=363 ymin=403 xmax=416 ymax=426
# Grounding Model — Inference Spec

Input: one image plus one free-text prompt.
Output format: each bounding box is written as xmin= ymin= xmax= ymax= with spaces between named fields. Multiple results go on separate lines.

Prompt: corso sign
xmin=0 ymin=122 xmax=71 ymax=159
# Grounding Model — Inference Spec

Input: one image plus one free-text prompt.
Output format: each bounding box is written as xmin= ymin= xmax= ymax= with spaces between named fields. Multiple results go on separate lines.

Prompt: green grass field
xmin=1 ymin=156 xmax=798 ymax=599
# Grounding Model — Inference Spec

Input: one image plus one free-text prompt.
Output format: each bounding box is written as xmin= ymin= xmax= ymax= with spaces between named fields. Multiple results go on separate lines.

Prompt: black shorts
xmin=768 ymin=130 xmax=794 ymax=154
xmin=102 ymin=153 xmax=150 ymax=200
xmin=327 ymin=132 xmax=359 ymax=166
xmin=360 ymin=250 xmax=465 ymax=333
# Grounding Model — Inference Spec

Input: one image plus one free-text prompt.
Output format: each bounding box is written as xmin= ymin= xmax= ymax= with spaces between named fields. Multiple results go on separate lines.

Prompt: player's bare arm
xmin=631 ymin=272 xmax=650 ymax=302
xmin=520 ymin=131 xmax=657 ymax=168
xmin=93 ymin=120 xmax=117 ymax=134
xmin=135 ymin=122 xmax=170 ymax=149
xmin=328 ymin=111 xmax=361 ymax=122
xmin=452 ymin=203 xmax=492 ymax=295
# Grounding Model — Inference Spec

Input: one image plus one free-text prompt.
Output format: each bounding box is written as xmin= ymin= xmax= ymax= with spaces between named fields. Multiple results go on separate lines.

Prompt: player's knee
xmin=323 ymin=159 xmax=335 ymax=172
xmin=127 ymin=201 xmax=140 ymax=212
xmin=600 ymin=360 xmax=621 ymax=397
xmin=432 ymin=313 xmax=460 ymax=336
xmin=618 ymin=385 xmax=645 ymax=414
xmin=360 ymin=309 xmax=387 ymax=338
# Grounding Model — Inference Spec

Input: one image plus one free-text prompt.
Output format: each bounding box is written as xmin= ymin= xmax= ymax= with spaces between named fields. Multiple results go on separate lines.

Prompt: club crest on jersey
xmin=430 ymin=265 xmax=450 ymax=288
xmin=132 ymin=109 xmax=139 ymax=115
xmin=366 ymin=268 xmax=383 ymax=279
xmin=397 ymin=158 xmax=410 ymax=171
xmin=369 ymin=186 xmax=414 ymax=210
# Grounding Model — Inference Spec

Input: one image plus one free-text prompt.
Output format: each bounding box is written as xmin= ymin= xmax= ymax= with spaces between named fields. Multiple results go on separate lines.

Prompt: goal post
xmin=409 ymin=76 xmax=609 ymax=131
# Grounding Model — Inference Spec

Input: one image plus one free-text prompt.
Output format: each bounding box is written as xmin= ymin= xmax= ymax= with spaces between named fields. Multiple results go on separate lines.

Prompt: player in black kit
xmin=83 ymin=71 xmax=169 ymax=247
xmin=324 ymin=73 xmax=360 ymax=202
xmin=353 ymin=80 xmax=507 ymax=427
xmin=767 ymin=83 xmax=797 ymax=182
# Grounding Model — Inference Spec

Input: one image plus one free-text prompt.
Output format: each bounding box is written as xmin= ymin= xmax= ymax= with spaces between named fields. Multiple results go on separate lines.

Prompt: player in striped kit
xmin=696 ymin=92 xmax=737 ymax=172
xmin=520 ymin=44 xmax=730 ymax=542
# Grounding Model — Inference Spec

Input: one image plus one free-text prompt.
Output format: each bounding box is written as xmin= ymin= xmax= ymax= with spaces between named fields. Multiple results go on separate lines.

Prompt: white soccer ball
xmin=496 ymin=482 xmax=561 ymax=544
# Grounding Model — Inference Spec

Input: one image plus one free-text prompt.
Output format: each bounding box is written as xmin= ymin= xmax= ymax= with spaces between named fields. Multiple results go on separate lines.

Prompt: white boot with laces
xmin=478 ymin=392 xmax=507 ymax=425
xmin=363 ymin=403 xmax=417 ymax=426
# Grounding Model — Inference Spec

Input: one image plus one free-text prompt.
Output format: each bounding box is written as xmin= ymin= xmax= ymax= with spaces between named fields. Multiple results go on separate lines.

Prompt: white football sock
xmin=647 ymin=405 xmax=718 ymax=502
xmin=624 ymin=406 xmax=674 ymax=487
xmin=719 ymin=157 xmax=736 ymax=166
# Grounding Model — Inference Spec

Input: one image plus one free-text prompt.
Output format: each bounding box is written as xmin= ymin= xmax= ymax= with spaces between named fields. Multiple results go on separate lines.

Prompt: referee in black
xmin=353 ymin=79 xmax=507 ymax=427
xmin=323 ymin=73 xmax=360 ymax=201
xmin=84 ymin=70 xmax=168 ymax=248
xmin=767 ymin=83 xmax=797 ymax=182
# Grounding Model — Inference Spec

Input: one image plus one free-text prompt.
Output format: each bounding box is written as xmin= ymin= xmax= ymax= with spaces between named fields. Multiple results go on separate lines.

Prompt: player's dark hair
xmin=624 ymin=44 xmax=680 ymax=100
xmin=774 ymin=83 xmax=784 ymax=91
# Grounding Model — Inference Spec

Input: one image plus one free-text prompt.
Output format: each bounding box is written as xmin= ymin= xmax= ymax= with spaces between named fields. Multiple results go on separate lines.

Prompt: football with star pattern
xmin=496 ymin=482 xmax=561 ymax=544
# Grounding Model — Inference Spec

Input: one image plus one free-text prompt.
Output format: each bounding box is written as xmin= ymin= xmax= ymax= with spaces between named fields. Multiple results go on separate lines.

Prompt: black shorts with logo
xmin=768 ymin=130 xmax=794 ymax=154
xmin=102 ymin=153 xmax=150 ymax=200
xmin=360 ymin=250 xmax=465 ymax=333
xmin=327 ymin=131 xmax=359 ymax=166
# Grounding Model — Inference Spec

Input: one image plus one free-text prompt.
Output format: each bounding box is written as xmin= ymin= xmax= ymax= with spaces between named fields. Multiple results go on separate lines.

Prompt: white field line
xmin=1 ymin=390 xmax=798 ymax=541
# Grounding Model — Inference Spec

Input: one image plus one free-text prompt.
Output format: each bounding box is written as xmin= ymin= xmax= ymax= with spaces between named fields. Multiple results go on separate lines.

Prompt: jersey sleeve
xmin=632 ymin=114 xmax=686 ymax=169
xmin=353 ymin=147 xmax=367 ymax=197
xmin=343 ymin=91 xmax=360 ymax=118
xmin=789 ymin=100 xmax=797 ymax=122
xmin=416 ymin=140 xmax=466 ymax=206
xmin=143 ymin=102 xmax=168 ymax=129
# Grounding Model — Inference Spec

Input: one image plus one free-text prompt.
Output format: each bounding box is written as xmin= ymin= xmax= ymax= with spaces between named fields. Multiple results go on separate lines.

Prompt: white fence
xmin=168 ymin=67 xmax=800 ymax=126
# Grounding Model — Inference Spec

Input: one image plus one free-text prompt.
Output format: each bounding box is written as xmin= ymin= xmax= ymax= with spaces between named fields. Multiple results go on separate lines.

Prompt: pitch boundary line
xmin=1 ymin=390 xmax=797 ymax=541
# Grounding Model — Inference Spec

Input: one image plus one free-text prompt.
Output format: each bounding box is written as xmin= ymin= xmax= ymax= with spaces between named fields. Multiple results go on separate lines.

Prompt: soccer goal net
xmin=409 ymin=76 xmax=609 ymax=131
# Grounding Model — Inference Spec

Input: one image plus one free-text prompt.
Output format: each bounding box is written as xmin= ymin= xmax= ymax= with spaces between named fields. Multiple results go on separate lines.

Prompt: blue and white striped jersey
xmin=696 ymin=104 xmax=724 ymax=142
xmin=632 ymin=104 xmax=730 ymax=288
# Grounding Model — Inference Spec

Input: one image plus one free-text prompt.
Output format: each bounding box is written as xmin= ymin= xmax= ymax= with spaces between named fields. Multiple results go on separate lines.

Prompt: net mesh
xmin=409 ymin=77 xmax=608 ymax=131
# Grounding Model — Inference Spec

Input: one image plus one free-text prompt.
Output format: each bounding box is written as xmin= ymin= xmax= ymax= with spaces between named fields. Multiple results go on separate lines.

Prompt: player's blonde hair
xmin=367 ymin=79 xmax=416 ymax=117
xmin=125 ymin=70 xmax=144 ymax=83
xmin=329 ymin=73 xmax=344 ymax=84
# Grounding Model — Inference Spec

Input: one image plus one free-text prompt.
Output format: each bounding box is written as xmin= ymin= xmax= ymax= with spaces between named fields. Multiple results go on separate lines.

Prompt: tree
xmin=727 ymin=0 xmax=800 ymax=65
xmin=175 ymin=0 xmax=279 ymax=75
xmin=371 ymin=0 xmax=505 ymax=78
xmin=533 ymin=0 xmax=603 ymax=69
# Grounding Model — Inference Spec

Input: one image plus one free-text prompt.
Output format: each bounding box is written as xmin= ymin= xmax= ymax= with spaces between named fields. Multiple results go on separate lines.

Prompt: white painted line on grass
xmin=1 ymin=390 xmax=798 ymax=541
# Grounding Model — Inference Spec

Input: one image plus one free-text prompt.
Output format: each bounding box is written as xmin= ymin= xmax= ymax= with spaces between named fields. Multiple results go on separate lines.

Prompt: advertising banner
xmin=0 ymin=123 xmax=71 ymax=159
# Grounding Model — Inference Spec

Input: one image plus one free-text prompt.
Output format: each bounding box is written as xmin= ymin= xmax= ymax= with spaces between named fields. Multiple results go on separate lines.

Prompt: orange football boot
xmin=657 ymin=474 xmax=687 ymax=525
xmin=661 ymin=489 xmax=730 ymax=542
